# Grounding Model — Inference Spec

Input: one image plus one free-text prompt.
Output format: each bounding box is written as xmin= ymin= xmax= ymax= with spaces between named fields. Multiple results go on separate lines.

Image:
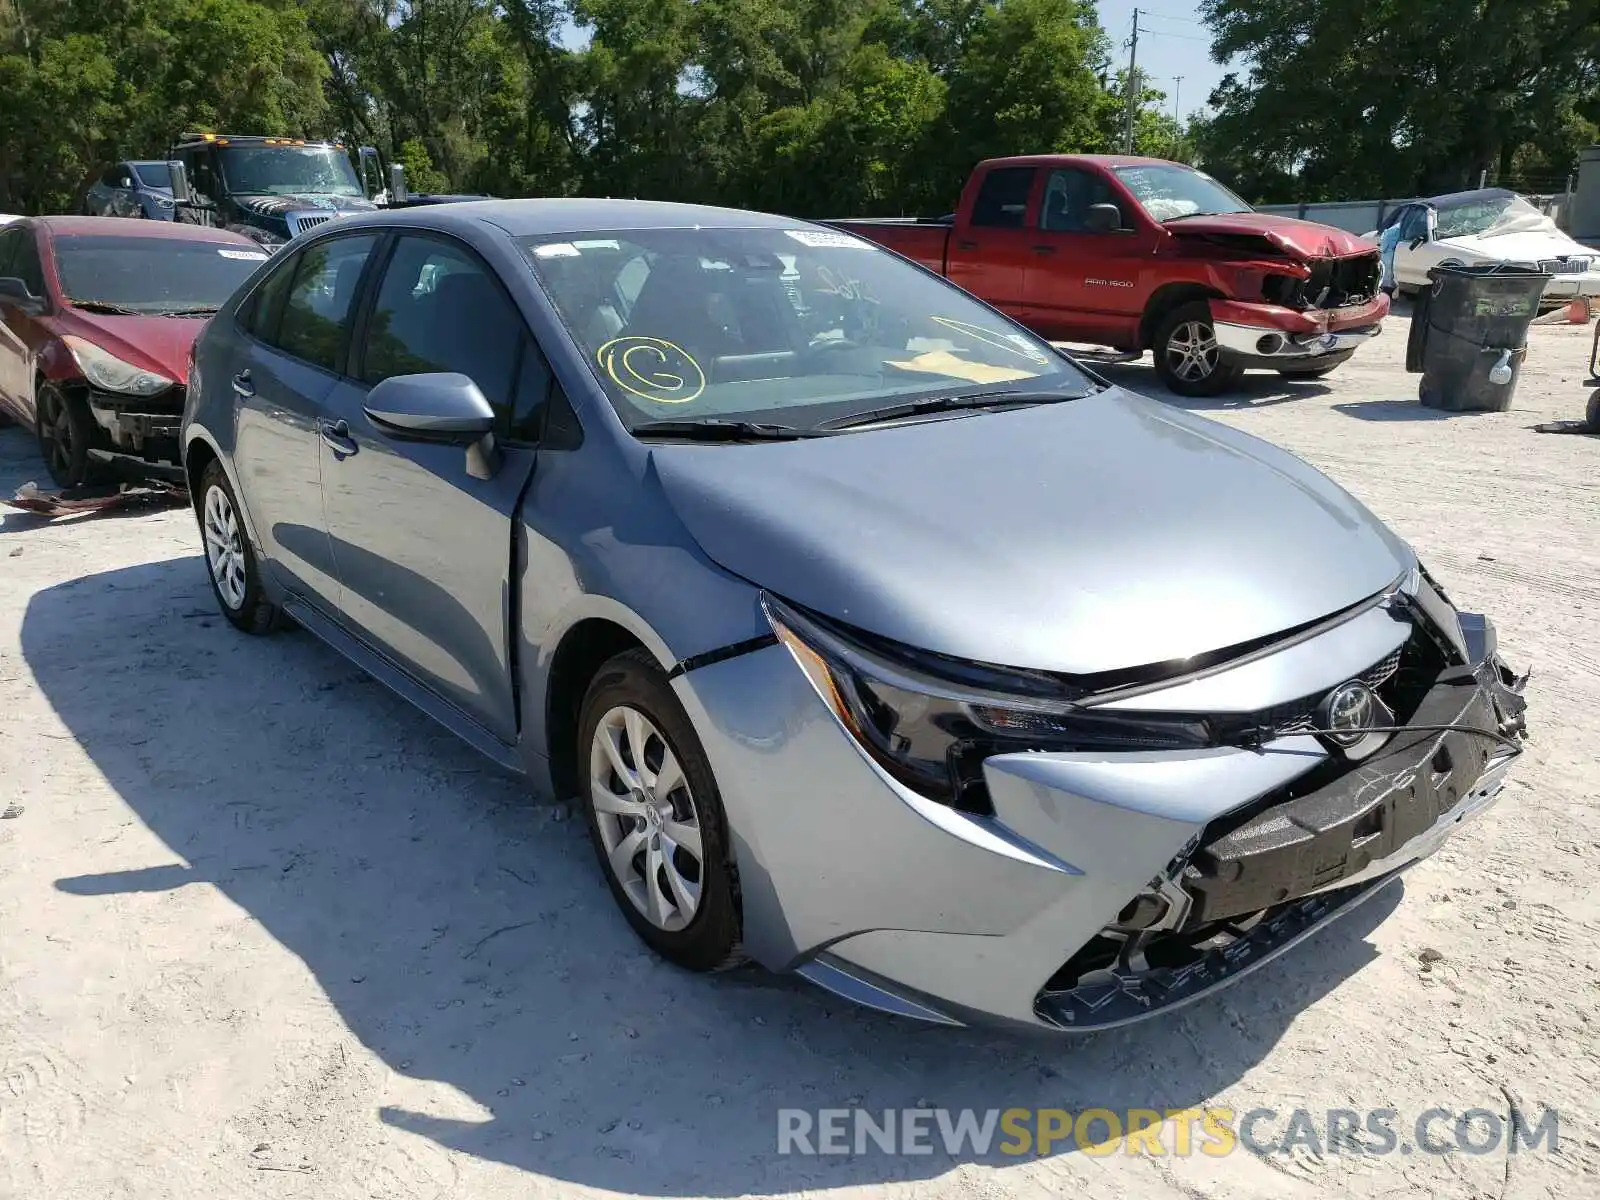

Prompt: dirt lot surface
xmin=2 ymin=312 xmax=1598 ymax=1200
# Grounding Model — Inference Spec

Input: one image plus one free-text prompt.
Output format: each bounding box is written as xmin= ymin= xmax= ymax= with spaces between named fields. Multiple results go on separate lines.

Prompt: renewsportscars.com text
xmin=776 ymin=1106 xmax=1561 ymax=1158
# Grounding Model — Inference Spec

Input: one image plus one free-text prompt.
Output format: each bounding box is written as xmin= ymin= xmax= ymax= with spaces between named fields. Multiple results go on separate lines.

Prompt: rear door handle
xmin=231 ymin=370 xmax=254 ymax=397
xmin=1031 ymin=245 xmax=1057 ymax=256
xmin=955 ymin=239 xmax=979 ymax=251
xmin=320 ymin=418 xmax=358 ymax=457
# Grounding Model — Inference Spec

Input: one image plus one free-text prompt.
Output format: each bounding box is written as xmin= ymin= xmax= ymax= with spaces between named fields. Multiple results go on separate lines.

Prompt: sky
xmin=1097 ymin=1 xmax=1235 ymax=125
xmin=555 ymin=2 xmax=1237 ymax=127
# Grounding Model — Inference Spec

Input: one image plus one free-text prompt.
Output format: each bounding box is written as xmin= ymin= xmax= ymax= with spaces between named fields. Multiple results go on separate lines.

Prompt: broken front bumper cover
xmin=1034 ymin=650 xmax=1527 ymax=1030
xmin=1209 ymin=294 xmax=1390 ymax=366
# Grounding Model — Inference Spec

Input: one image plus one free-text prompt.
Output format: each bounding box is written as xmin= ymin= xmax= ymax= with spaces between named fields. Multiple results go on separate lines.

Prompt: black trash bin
xmin=1407 ymin=263 xmax=1548 ymax=411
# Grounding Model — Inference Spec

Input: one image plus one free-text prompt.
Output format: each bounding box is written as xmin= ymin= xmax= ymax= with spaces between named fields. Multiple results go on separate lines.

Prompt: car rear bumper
xmin=676 ymin=588 xmax=1526 ymax=1033
xmin=1210 ymin=294 xmax=1389 ymax=367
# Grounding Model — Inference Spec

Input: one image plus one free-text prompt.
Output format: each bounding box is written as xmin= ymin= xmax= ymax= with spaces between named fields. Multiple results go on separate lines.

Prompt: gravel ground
xmin=2 ymin=310 xmax=1597 ymax=1200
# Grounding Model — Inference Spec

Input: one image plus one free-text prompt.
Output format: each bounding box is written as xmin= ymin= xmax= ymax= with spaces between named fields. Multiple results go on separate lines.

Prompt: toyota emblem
xmin=1319 ymin=680 xmax=1376 ymax=747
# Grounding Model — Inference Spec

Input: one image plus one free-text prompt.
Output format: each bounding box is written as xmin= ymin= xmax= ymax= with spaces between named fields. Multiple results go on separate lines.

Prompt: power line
xmin=1141 ymin=28 xmax=1213 ymax=43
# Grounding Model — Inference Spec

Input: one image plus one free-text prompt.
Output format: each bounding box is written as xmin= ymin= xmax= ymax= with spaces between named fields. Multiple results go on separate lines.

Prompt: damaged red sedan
xmin=0 ymin=216 xmax=268 ymax=486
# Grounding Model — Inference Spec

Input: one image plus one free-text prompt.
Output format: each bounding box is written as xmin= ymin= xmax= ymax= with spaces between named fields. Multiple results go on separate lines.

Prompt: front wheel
xmin=198 ymin=460 xmax=282 ymax=634
xmin=577 ymin=649 xmax=742 ymax=971
xmin=35 ymin=382 xmax=102 ymax=488
xmin=1152 ymin=301 xmax=1244 ymax=397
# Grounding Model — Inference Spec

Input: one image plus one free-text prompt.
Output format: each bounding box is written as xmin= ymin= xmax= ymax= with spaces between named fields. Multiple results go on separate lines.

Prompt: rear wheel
xmin=1152 ymin=301 xmax=1244 ymax=397
xmin=577 ymin=649 xmax=742 ymax=971
xmin=35 ymin=382 xmax=101 ymax=488
xmin=198 ymin=460 xmax=282 ymax=634
xmin=1585 ymin=391 xmax=1600 ymax=433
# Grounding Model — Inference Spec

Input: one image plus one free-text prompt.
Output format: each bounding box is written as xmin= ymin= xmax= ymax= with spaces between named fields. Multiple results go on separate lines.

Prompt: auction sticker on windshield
xmin=785 ymin=229 xmax=870 ymax=250
xmin=218 ymin=249 xmax=270 ymax=261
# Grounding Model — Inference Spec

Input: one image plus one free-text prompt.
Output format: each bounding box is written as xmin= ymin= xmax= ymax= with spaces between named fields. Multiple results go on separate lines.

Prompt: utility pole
xmin=1122 ymin=8 xmax=1140 ymax=154
xmin=1172 ymin=76 xmax=1183 ymax=127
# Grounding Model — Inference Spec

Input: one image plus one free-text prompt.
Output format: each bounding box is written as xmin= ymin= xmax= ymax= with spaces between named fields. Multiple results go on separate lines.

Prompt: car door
xmin=317 ymin=231 xmax=540 ymax=742
xmin=0 ymin=224 xmax=48 ymax=425
xmin=946 ymin=165 xmax=1040 ymax=321
xmin=1393 ymin=205 xmax=1436 ymax=288
xmin=226 ymin=232 xmax=381 ymax=612
xmin=0 ymin=225 xmax=28 ymax=416
xmin=1024 ymin=165 xmax=1153 ymax=343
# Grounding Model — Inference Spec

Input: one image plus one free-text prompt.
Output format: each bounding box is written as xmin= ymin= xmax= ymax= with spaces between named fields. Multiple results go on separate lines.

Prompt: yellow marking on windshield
xmin=885 ymin=350 xmax=1039 ymax=384
xmin=929 ymin=317 xmax=1053 ymax=365
xmin=597 ymin=336 xmax=707 ymax=404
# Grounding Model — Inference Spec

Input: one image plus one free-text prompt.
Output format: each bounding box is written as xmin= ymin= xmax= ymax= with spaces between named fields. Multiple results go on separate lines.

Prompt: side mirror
xmin=358 ymin=146 xmax=382 ymax=200
xmin=365 ymin=372 xmax=500 ymax=478
xmin=388 ymin=163 xmax=409 ymax=205
xmin=1084 ymin=203 xmax=1124 ymax=234
xmin=167 ymin=160 xmax=191 ymax=205
xmin=0 ymin=276 xmax=43 ymax=314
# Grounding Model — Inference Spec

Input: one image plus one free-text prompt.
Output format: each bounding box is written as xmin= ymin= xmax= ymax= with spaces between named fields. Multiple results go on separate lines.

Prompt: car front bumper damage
xmin=1209 ymin=294 xmax=1389 ymax=368
xmin=674 ymin=587 xmax=1527 ymax=1033
xmin=86 ymin=388 xmax=186 ymax=483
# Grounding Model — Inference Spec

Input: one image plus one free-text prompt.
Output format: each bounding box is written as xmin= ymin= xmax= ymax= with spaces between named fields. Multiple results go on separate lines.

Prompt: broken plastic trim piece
xmin=666 ymin=633 xmax=779 ymax=680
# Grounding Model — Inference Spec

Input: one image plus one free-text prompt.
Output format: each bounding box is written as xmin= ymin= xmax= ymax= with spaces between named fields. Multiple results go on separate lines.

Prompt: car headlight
xmin=762 ymin=595 xmax=1212 ymax=814
xmin=63 ymin=336 xmax=174 ymax=396
xmin=155 ymin=196 xmax=175 ymax=210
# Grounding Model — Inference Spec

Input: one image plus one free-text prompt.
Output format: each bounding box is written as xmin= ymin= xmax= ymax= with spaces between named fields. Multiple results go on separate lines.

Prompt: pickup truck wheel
xmin=578 ymin=649 xmax=743 ymax=972
xmin=1153 ymin=302 xmax=1244 ymax=397
xmin=198 ymin=460 xmax=282 ymax=634
xmin=35 ymin=382 xmax=104 ymax=488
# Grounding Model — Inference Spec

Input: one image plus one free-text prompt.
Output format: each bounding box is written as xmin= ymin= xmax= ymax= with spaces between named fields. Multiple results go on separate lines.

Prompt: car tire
xmin=197 ymin=460 xmax=282 ymax=634
xmin=577 ymin=648 xmax=743 ymax=972
xmin=1586 ymin=390 xmax=1600 ymax=433
xmin=35 ymin=382 xmax=102 ymax=489
xmin=1152 ymin=301 xmax=1244 ymax=397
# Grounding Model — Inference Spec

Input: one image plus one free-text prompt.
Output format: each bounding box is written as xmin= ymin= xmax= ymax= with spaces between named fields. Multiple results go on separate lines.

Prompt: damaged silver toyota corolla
xmin=184 ymin=202 xmax=1528 ymax=1032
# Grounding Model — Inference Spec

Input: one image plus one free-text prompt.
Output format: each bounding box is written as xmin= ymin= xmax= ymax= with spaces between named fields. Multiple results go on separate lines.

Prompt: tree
xmin=1196 ymin=0 xmax=1600 ymax=202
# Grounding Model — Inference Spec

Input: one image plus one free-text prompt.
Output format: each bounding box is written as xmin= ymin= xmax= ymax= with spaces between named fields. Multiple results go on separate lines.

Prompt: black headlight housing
xmin=762 ymin=595 xmax=1213 ymax=815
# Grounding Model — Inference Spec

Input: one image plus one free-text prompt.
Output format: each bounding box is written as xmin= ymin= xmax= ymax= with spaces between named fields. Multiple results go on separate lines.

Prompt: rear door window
xmin=272 ymin=235 xmax=379 ymax=373
xmin=970 ymin=167 xmax=1036 ymax=229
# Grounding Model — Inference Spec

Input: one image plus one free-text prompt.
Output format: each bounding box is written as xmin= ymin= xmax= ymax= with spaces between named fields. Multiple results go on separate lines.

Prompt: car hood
xmin=1439 ymin=229 xmax=1597 ymax=264
xmin=57 ymin=310 xmax=206 ymax=384
xmin=652 ymin=391 xmax=1413 ymax=676
xmin=1169 ymin=213 xmax=1375 ymax=259
xmin=234 ymin=193 xmax=378 ymax=217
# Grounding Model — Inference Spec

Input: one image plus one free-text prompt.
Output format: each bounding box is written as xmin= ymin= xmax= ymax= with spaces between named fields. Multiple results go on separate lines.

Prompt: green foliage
xmin=1195 ymin=0 xmax=1600 ymax=202
xmin=8 ymin=0 xmax=1583 ymax=216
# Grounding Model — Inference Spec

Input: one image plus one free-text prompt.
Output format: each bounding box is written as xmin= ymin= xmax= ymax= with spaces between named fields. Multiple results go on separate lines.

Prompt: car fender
xmin=181 ymin=425 xmax=267 ymax=559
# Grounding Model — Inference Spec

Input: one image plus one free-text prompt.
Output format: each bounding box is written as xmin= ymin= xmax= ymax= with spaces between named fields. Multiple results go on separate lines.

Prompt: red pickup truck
xmin=829 ymin=155 xmax=1389 ymax=396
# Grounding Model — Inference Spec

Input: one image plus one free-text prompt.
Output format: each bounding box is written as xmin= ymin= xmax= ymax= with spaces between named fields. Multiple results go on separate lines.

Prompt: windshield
xmin=219 ymin=146 xmax=363 ymax=197
xmin=1114 ymin=164 xmax=1253 ymax=222
xmin=520 ymin=227 xmax=1091 ymax=430
xmin=132 ymin=162 xmax=171 ymax=190
xmin=55 ymin=236 xmax=269 ymax=314
xmin=1434 ymin=194 xmax=1556 ymax=240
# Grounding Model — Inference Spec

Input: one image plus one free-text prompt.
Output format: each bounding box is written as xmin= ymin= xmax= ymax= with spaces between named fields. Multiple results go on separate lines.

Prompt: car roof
xmin=319 ymin=198 xmax=817 ymax=239
xmin=1425 ymin=187 xmax=1518 ymax=208
xmin=978 ymin=154 xmax=1188 ymax=170
xmin=30 ymin=215 xmax=258 ymax=244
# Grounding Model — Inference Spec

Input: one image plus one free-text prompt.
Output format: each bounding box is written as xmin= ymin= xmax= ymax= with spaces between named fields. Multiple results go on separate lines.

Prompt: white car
xmin=1366 ymin=188 xmax=1600 ymax=302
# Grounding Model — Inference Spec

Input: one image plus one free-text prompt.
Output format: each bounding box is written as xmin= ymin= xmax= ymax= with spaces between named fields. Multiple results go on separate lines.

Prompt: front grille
xmin=1538 ymin=256 xmax=1592 ymax=275
xmin=1263 ymin=646 xmax=1403 ymax=737
xmin=1301 ymin=252 xmax=1381 ymax=308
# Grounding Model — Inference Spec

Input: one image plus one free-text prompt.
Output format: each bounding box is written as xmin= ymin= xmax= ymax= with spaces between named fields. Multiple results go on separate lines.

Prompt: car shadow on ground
xmin=1095 ymin=363 xmax=1333 ymax=410
xmin=28 ymin=558 xmax=1403 ymax=1194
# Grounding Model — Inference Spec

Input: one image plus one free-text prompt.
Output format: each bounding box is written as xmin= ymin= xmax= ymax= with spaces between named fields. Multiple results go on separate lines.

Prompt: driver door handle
xmin=231 ymin=370 xmax=254 ymax=397
xmin=1031 ymin=244 xmax=1058 ymax=255
xmin=320 ymin=418 xmax=358 ymax=457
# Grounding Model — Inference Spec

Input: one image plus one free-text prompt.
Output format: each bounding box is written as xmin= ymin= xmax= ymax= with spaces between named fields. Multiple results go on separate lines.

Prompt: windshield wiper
xmin=630 ymin=419 xmax=828 ymax=442
xmin=1161 ymin=211 xmax=1236 ymax=223
xmin=66 ymin=299 xmax=144 ymax=315
xmin=160 ymin=306 xmax=220 ymax=317
xmin=817 ymin=388 xmax=1087 ymax=432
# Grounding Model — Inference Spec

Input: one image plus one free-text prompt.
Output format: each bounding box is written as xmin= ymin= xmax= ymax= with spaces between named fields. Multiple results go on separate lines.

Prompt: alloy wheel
xmin=1165 ymin=319 xmax=1220 ymax=382
xmin=202 ymin=484 xmax=248 ymax=611
xmin=588 ymin=705 xmax=705 ymax=932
